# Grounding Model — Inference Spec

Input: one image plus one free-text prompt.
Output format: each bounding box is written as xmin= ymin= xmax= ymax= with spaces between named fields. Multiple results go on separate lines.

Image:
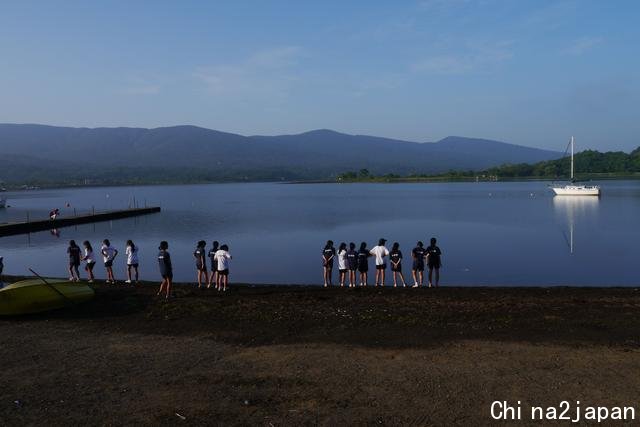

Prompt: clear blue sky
xmin=1 ymin=0 xmax=639 ymax=151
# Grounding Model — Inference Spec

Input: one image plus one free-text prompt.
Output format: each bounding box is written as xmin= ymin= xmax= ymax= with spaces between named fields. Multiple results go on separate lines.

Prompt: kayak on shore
xmin=0 ymin=278 xmax=94 ymax=316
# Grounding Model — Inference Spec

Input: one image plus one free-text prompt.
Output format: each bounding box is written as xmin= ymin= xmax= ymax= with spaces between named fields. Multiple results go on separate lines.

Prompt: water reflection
xmin=552 ymin=196 xmax=599 ymax=254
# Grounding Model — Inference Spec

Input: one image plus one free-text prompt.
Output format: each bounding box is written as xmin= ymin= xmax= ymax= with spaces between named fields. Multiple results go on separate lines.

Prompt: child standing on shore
xmin=370 ymin=238 xmax=389 ymax=287
xmin=125 ymin=240 xmax=139 ymax=284
xmin=426 ymin=237 xmax=442 ymax=288
xmin=411 ymin=241 xmax=426 ymax=288
xmin=322 ymin=240 xmax=335 ymax=287
xmin=194 ymin=240 xmax=208 ymax=288
xmin=357 ymin=242 xmax=370 ymax=287
xmin=207 ymin=240 xmax=219 ymax=289
xmin=337 ymin=242 xmax=348 ymax=287
xmin=215 ymin=244 xmax=232 ymax=292
xmin=101 ymin=239 xmax=118 ymax=284
xmin=67 ymin=240 xmax=81 ymax=282
xmin=157 ymin=241 xmax=172 ymax=300
xmin=82 ymin=241 xmax=96 ymax=283
xmin=347 ymin=242 xmax=358 ymax=288
xmin=390 ymin=242 xmax=407 ymax=287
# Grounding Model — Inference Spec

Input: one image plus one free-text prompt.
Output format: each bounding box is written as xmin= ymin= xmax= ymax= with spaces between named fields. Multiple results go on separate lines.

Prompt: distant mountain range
xmin=0 ymin=123 xmax=563 ymax=185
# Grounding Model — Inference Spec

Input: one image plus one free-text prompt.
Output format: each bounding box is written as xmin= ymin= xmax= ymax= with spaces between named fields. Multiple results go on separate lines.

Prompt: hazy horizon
xmin=2 ymin=1 xmax=639 ymax=152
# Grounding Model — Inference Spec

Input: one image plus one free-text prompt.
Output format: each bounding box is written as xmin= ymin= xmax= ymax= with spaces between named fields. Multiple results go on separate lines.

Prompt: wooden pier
xmin=0 ymin=207 xmax=161 ymax=237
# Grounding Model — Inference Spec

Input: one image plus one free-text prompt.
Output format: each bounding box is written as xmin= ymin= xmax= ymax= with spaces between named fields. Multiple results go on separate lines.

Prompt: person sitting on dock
xmin=215 ymin=244 xmax=232 ymax=292
xmin=125 ymin=240 xmax=139 ymax=285
xmin=194 ymin=240 xmax=208 ymax=289
xmin=207 ymin=241 xmax=220 ymax=289
xmin=49 ymin=208 xmax=60 ymax=220
xmin=67 ymin=240 xmax=81 ymax=282
xmin=370 ymin=238 xmax=389 ymax=287
xmin=157 ymin=241 xmax=173 ymax=300
xmin=101 ymin=239 xmax=118 ymax=284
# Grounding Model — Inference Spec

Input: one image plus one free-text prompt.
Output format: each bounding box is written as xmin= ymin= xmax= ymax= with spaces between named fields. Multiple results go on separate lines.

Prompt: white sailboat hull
xmin=551 ymin=185 xmax=600 ymax=196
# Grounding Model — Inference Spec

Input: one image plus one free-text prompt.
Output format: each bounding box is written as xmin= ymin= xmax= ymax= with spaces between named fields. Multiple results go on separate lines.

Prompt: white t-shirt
xmin=215 ymin=250 xmax=231 ymax=271
xmin=337 ymin=249 xmax=347 ymax=270
xmin=101 ymin=244 xmax=116 ymax=263
xmin=370 ymin=245 xmax=389 ymax=266
xmin=84 ymin=248 xmax=96 ymax=264
xmin=126 ymin=245 xmax=139 ymax=265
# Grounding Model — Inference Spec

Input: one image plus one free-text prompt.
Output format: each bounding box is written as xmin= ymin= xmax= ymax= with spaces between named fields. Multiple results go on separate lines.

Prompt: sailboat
xmin=550 ymin=136 xmax=600 ymax=196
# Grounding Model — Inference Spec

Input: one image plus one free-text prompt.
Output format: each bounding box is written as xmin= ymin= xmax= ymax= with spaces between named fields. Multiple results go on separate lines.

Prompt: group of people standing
xmin=192 ymin=240 xmax=233 ymax=292
xmin=67 ymin=239 xmax=139 ymax=284
xmin=322 ymin=238 xmax=442 ymax=288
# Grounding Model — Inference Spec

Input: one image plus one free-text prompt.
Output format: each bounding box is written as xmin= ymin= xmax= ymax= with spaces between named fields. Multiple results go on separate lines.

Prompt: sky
xmin=1 ymin=0 xmax=639 ymax=151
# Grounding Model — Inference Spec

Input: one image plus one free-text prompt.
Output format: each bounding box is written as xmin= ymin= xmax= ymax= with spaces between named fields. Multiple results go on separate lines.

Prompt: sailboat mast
xmin=570 ymin=136 xmax=574 ymax=181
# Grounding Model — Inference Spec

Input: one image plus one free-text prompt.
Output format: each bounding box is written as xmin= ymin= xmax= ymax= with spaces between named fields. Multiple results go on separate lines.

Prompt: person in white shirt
xmin=81 ymin=241 xmax=96 ymax=283
xmin=337 ymin=242 xmax=348 ymax=287
xmin=125 ymin=240 xmax=139 ymax=284
xmin=369 ymin=238 xmax=389 ymax=287
xmin=101 ymin=239 xmax=118 ymax=284
xmin=215 ymin=244 xmax=232 ymax=292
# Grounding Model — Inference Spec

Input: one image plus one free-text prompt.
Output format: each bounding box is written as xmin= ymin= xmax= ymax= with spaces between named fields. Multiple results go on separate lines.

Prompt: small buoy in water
xmin=488 ymin=193 xmax=492 ymax=197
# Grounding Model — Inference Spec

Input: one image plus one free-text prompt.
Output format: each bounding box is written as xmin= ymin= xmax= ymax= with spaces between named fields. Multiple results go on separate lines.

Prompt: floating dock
xmin=0 ymin=207 xmax=161 ymax=237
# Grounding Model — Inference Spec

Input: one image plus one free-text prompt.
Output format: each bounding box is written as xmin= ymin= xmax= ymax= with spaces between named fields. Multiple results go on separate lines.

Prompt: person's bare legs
xmin=165 ymin=277 xmax=172 ymax=299
xmin=133 ymin=265 xmax=139 ymax=283
xmin=399 ymin=271 xmax=407 ymax=287
xmin=197 ymin=270 xmax=203 ymax=288
xmin=68 ymin=265 xmax=76 ymax=281
xmin=434 ymin=268 xmax=440 ymax=287
xmin=339 ymin=271 xmax=345 ymax=287
xmin=380 ymin=269 xmax=385 ymax=287
xmin=157 ymin=278 xmax=166 ymax=296
xmin=428 ymin=268 xmax=434 ymax=287
xmin=393 ymin=271 xmax=398 ymax=287
xmin=419 ymin=271 xmax=424 ymax=287
xmin=222 ymin=275 xmax=228 ymax=291
xmin=127 ymin=265 xmax=132 ymax=283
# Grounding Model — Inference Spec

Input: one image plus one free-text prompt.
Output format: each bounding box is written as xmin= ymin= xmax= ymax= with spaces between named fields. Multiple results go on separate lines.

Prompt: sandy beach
xmin=1 ymin=280 xmax=639 ymax=425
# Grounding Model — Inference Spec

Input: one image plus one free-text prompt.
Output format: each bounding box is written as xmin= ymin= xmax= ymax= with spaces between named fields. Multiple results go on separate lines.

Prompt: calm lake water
xmin=1 ymin=181 xmax=639 ymax=286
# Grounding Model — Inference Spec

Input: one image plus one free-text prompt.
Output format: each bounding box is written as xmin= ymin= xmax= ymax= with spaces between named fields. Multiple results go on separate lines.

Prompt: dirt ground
xmin=1 ymin=281 xmax=640 ymax=426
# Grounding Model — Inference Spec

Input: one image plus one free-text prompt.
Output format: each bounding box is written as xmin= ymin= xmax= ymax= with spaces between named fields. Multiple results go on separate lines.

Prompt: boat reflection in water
xmin=553 ymin=196 xmax=599 ymax=254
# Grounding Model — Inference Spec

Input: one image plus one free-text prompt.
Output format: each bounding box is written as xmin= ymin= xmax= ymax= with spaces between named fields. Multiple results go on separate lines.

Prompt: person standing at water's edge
xmin=101 ymin=239 xmax=118 ymax=284
xmin=411 ymin=241 xmax=426 ymax=288
xmin=215 ymin=244 xmax=232 ymax=292
xmin=390 ymin=242 xmax=407 ymax=288
xmin=357 ymin=242 xmax=371 ymax=287
xmin=426 ymin=237 xmax=442 ymax=288
xmin=82 ymin=241 xmax=96 ymax=283
xmin=125 ymin=240 xmax=139 ymax=284
xmin=0 ymin=256 xmax=5 ymax=288
xmin=157 ymin=241 xmax=172 ymax=300
xmin=194 ymin=240 xmax=208 ymax=288
xmin=207 ymin=240 xmax=219 ymax=289
xmin=322 ymin=240 xmax=336 ymax=287
xmin=347 ymin=242 xmax=358 ymax=288
xmin=67 ymin=240 xmax=81 ymax=282
xmin=370 ymin=238 xmax=389 ymax=287
xmin=337 ymin=242 xmax=348 ymax=287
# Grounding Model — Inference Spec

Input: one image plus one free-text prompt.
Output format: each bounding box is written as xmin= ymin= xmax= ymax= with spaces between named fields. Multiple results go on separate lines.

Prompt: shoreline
xmin=2 ymin=280 xmax=640 ymax=424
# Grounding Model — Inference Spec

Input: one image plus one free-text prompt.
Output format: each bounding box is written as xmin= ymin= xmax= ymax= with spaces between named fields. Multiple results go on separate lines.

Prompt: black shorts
xmin=412 ymin=262 xmax=424 ymax=272
xmin=128 ymin=263 xmax=139 ymax=268
xmin=348 ymin=266 xmax=358 ymax=272
xmin=339 ymin=268 xmax=347 ymax=274
xmin=391 ymin=264 xmax=402 ymax=272
xmin=104 ymin=260 xmax=113 ymax=268
xmin=428 ymin=262 xmax=441 ymax=270
xmin=162 ymin=273 xmax=173 ymax=280
xmin=69 ymin=260 xmax=80 ymax=268
xmin=196 ymin=263 xmax=207 ymax=272
xmin=218 ymin=269 xmax=229 ymax=276
xmin=323 ymin=261 xmax=333 ymax=269
xmin=85 ymin=262 xmax=95 ymax=272
xmin=376 ymin=264 xmax=386 ymax=270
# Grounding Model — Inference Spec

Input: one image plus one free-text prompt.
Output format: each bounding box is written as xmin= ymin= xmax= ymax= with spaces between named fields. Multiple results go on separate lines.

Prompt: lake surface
xmin=1 ymin=181 xmax=639 ymax=286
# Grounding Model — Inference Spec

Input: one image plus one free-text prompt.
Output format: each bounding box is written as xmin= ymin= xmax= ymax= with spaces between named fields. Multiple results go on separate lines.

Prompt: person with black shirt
xmin=411 ymin=241 xmax=427 ymax=288
xmin=390 ymin=242 xmax=407 ymax=288
xmin=157 ymin=241 xmax=172 ymax=300
xmin=322 ymin=240 xmax=336 ymax=287
xmin=357 ymin=242 xmax=371 ymax=287
xmin=426 ymin=237 xmax=442 ymax=288
xmin=193 ymin=240 xmax=208 ymax=288
xmin=67 ymin=240 xmax=81 ymax=282
xmin=346 ymin=242 xmax=358 ymax=288
xmin=207 ymin=240 xmax=220 ymax=289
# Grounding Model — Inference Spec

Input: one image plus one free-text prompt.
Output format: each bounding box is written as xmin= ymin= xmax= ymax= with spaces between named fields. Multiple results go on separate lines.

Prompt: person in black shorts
xmin=67 ymin=240 xmax=81 ymax=282
xmin=157 ymin=241 xmax=172 ymax=300
xmin=346 ymin=242 xmax=358 ymax=288
xmin=193 ymin=240 xmax=208 ymax=288
xmin=322 ymin=240 xmax=336 ymax=287
xmin=411 ymin=241 xmax=426 ymax=288
xmin=426 ymin=237 xmax=442 ymax=288
xmin=207 ymin=240 xmax=219 ymax=289
xmin=389 ymin=242 xmax=407 ymax=287
xmin=357 ymin=242 xmax=370 ymax=287
xmin=337 ymin=242 xmax=348 ymax=287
